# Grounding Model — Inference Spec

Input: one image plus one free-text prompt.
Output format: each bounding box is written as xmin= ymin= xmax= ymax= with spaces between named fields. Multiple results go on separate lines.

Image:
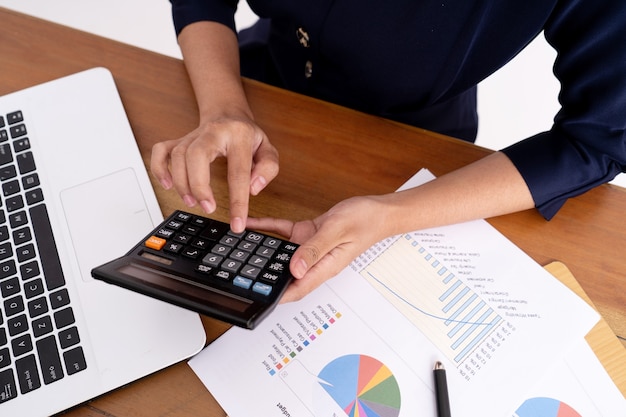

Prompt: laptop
xmin=0 ymin=67 xmax=206 ymax=415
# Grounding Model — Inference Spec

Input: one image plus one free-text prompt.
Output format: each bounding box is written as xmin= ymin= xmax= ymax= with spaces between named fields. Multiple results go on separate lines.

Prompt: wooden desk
xmin=1 ymin=8 xmax=624 ymax=416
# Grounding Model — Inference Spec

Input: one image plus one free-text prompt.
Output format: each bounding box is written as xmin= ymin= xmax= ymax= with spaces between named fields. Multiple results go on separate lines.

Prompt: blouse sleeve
xmin=501 ymin=0 xmax=626 ymax=219
xmin=170 ymin=0 xmax=238 ymax=35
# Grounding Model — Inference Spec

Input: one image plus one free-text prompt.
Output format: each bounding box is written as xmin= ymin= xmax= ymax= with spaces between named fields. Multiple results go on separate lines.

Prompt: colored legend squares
xmin=263 ymin=303 xmax=342 ymax=376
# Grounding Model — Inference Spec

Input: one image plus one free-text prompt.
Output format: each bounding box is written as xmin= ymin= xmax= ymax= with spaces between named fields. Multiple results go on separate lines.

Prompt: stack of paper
xmin=189 ymin=169 xmax=625 ymax=417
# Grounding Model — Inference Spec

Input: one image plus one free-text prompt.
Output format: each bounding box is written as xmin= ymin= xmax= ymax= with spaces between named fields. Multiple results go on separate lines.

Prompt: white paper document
xmin=513 ymin=341 xmax=626 ymax=416
xmin=190 ymin=169 xmax=601 ymax=417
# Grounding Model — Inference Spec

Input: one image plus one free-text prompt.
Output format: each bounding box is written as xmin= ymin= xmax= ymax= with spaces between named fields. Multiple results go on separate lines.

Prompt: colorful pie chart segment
xmin=318 ymin=354 xmax=401 ymax=417
xmin=515 ymin=397 xmax=582 ymax=417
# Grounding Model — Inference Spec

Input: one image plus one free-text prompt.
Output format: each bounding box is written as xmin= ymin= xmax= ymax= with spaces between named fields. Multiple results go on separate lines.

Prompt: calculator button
xmin=166 ymin=220 xmax=184 ymax=230
xmin=263 ymin=237 xmax=282 ymax=249
xmin=174 ymin=212 xmax=192 ymax=222
xmin=220 ymin=235 xmax=238 ymax=246
xmin=192 ymin=217 xmax=208 ymax=227
xmin=256 ymin=246 xmax=275 ymax=258
xmin=195 ymin=264 xmax=213 ymax=274
xmin=245 ymin=232 xmax=264 ymax=243
xmin=222 ymin=259 xmax=242 ymax=274
xmin=252 ymin=282 xmax=273 ymax=296
xmin=248 ymin=255 xmax=268 ymax=268
xmin=173 ymin=233 xmax=191 ymax=244
xmin=164 ymin=242 xmax=184 ymax=254
xmin=240 ymin=265 xmax=261 ymax=279
xmin=274 ymin=252 xmax=292 ymax=263
xmin=211 ymin=244 xmax=231 ymax=257
xmin=155 ymin=228 xmax=175 ymax=239
xmin=233 ymin=276 xmax=253 ymax=290
xmin=182 ymin=247 xmax=201 ymax=259
xmin=230 ymin=249 xmax=250 ymax=262
xmin=202 ymin=254 xmax=223 ymax=267
xmin=283 ymin=243 xmax=298 ymax=253
xmin=182 ymin=225 xmax=200 ymax=235
xmin=201 ymin=222 xmax=229 ymax=240
xmin=260 ymin=271 xmax=280 ymax=283
xmin=214 ymin=270 xmax=233 ymax=281
xmin=267 ymin=262 xmax=286 ymax=273
xmin=145 ymin=236 xmax=166 ymax=250
xmin=191 ymin=237 xmax=209 ymax=249
xmin=237 ymin=240 xmax=257 ymax=252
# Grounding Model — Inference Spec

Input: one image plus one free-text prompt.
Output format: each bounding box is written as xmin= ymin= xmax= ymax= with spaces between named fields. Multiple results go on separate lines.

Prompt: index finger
xmin=226 ymin=142 xmax=254 ymax=233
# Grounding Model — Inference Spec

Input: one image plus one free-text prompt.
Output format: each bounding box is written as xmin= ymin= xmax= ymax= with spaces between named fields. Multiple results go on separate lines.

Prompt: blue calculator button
xmin=252 ymin=282 xmax=272 ymax=296
xmin=233 ymin=276 xmax=253 ymax=289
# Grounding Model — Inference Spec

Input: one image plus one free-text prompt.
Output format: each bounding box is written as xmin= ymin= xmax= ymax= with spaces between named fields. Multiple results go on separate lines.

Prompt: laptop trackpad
xmin=60 ymin=168 xmax=156 ymax=282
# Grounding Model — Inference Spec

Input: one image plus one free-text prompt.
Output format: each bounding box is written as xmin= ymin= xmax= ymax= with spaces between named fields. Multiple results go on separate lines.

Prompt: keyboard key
xmin=16 ymin=152 xmax=36 ymax=174
xmin=0 ymin=346 xmax=9 ymax=366
xmin=6 ymin=111 xmax=23 ymax=125
xmin=53 ymin=307 xmax=75 ymax=329
xmin=4 ymin=295 xmax=24 ymax=317
xmin=0 ymin=368 xmax=17 ymax=403
xmin=0 ymin=166 xmax=15 ymax=181
xmin=30 ymin=204 xmax=65 ymax=290
xmin=24 ymin=278 xmax=45 ymax=299
xmin=2 ymin=179 xmax=20 ymax=196
xmin=31 ymin=316 xmax=53 ymax=338
xmin=9 ymin=124 xmax=26 ymax=139
xmin=27 ymin=296 xmax=49 ymax=318
xmin=0 ymin=277 xmax=20 ymax=298
xmin=5 ymin=195 xmax=24 ymax=212
xmin=15 ymin=354 xmax=41 ymax=394
xmin=0 ymin=144 xmax=13 ymax=166
xmin=63 ymin=347 xmax=87 ymax=375
xmin=25 ymin=188 xmax=44 ymax=205
xmin=36 ymin=336 xmax=64 ymax=385
xmin=20 ymin=261 xmax=40 ymax=281
xmin=58 ymin=326 xmax=80 ymax=349
xmin=0 ymin=242 xmax=12 ymax=261
xmin=12 ymin=227 xmax=31 ymax=246
xmin=12 ymin=138 xmax=30 ymax=153
xmin=21 ymin=173 xmax=39 ymax=189
xmin=7 ymin=314 xmax=28 ymax=337
xmin=9 ymin=211 xmax=28 ymax=228
xmin=11 ymin=334 xmax=33 ymax=357
xmin=0 ymin=260 xmax=16 ymax=279
xmin=49 ymin=288 xmax=70 ymax=309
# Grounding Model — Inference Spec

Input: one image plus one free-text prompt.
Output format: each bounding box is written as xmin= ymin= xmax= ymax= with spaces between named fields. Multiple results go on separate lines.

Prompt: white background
xmin=1 ymin=0 xmax=624 ymax=187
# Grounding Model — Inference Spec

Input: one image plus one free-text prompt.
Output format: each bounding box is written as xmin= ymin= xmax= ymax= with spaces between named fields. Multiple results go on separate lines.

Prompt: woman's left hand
xmin=246 ymin=195 xmax=391 ymax=302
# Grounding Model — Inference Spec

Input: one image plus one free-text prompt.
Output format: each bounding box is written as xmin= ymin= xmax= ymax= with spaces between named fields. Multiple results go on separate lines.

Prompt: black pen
xmin=434 ymin=361 xmax=452 ymax=417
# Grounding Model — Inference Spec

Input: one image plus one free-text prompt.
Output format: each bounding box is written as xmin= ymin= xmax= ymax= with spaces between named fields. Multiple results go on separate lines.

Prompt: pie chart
xmin=317 ymin=354 xmax=401 ymax=417
xmin=515 ymin=397 xmax=582 ymax=417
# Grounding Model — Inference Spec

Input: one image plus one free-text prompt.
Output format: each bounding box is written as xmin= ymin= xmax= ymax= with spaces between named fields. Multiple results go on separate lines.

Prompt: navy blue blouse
xmin=170 ymin=0 xmax=626 ymax=219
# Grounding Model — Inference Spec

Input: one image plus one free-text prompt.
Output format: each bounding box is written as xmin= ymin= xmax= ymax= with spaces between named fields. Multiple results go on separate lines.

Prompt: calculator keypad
xmin=143 ymin=211 xmax=297 ymax=299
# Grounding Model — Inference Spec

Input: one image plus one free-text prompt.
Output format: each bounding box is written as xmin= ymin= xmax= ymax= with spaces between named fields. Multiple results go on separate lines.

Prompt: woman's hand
xmin=151 ymin=115 xmax=279 ymax=233
xmin=247 ymin=195 xmax=392 ymax=302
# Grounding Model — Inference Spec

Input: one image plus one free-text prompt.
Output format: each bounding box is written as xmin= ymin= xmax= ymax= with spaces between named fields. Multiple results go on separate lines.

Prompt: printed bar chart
xmin=359 ymin=234 xmax=506 ymax=367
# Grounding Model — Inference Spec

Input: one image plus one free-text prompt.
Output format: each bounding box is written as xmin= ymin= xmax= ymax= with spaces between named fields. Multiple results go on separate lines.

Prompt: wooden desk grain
xmin=1 ymin=8 xmax=624 ymax=416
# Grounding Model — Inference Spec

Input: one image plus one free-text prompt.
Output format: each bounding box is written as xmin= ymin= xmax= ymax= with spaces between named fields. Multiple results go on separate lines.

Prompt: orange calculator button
xmin=145 ymin=236 xmax=167 ymax=250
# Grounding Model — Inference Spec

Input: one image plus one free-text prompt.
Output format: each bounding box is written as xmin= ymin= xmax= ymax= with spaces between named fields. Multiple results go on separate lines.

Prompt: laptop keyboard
xmin=0 ymin=111 xmax=87 ymax=404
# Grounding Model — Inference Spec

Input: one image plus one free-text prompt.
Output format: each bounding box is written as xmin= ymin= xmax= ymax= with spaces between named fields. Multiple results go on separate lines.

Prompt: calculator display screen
xmin=118 ymin=263 xmax=253 ymax=313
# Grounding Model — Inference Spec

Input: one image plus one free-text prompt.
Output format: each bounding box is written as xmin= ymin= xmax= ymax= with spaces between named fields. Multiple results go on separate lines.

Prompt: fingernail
xmin=200 ymin=200 xmax=215 ymax=213
xmin=293 ymin=259 xmax=308 ymax=279
xmin=232 ymin=217 xmax=245 ymax=233
xmin=251 ymin=176 xmax=267 ymax=195
xmin=160 ymin=178 xmax=172 ymax=190
xmin=183 ymin=194 xmax=197 ymax=207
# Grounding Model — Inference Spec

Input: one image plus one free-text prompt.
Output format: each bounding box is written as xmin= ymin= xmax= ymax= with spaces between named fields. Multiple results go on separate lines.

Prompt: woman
xmin=151 ymin=0 xmax=626 ymax=301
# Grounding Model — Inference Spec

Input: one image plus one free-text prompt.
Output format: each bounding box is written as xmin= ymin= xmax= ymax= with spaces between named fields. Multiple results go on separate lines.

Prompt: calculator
xmin=91 ymin=210 xmax=298 ymax=329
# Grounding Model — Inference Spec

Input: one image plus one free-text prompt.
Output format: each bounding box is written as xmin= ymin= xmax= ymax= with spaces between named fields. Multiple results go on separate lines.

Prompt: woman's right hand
xmin=151 ymin=114 xmax=279 ymax=233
